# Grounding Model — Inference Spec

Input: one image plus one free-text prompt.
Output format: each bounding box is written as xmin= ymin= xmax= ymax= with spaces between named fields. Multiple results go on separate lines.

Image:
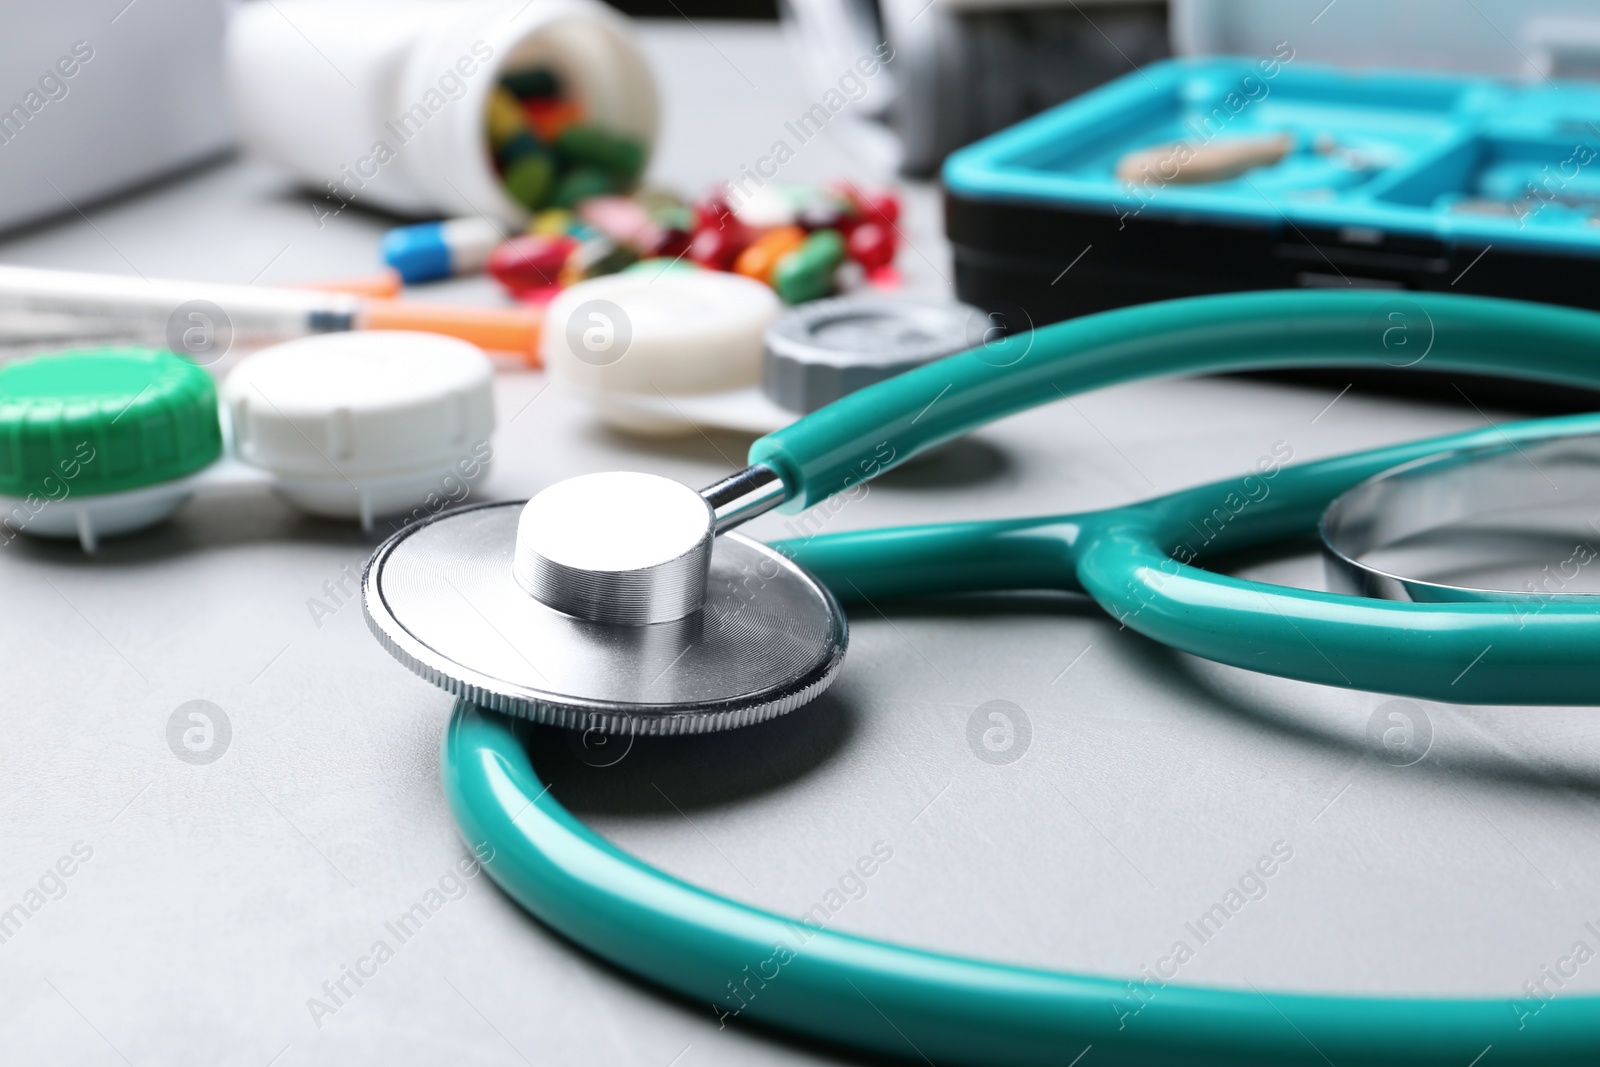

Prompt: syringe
xmin=0 ymin=264 xmax=541 ymax=364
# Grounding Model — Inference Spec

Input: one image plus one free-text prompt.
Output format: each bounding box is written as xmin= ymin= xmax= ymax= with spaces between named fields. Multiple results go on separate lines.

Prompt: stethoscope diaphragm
xmin=362 ymin=497 xmax=848 ymax=734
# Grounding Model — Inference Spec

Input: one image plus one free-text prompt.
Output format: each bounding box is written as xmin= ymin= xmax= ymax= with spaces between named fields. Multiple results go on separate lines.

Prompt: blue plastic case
xmin=943 ymin=57 xmax=1600 ymax=329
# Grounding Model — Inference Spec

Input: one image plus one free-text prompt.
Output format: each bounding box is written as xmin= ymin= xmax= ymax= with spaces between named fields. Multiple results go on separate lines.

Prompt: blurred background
xmin=10 ymin=0 xmax=1600 ymax=237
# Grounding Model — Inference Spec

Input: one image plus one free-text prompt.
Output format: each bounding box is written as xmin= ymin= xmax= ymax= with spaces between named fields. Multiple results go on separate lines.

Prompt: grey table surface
xmin=4 ymin=20 xmax=1600 ymax=1067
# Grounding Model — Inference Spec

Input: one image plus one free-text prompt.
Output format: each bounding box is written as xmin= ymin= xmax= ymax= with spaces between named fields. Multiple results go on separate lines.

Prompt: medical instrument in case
xmin=945 ymin=58 xmax=1600 ymax=328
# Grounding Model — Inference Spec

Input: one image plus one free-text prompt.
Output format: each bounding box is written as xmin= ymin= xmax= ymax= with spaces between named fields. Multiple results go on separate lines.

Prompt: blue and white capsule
xmin=381 ymin=216 xmax=504 ymax=284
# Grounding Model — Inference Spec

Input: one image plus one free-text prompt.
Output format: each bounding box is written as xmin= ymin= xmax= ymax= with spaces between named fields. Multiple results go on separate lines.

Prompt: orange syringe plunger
xmin=291 ymin=270 xmax=403 ymax=299
xmin=362 ymin=300 xmax=541 ymax=367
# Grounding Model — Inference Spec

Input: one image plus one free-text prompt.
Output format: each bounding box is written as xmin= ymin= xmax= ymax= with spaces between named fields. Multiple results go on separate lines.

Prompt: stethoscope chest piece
xmin=363 ymin=482 xmax=847 ymax=735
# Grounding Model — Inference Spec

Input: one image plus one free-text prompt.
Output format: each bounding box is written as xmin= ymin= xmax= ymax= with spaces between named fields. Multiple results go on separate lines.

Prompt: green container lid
xmin=0 ymin=347 xmax=223 ymax=499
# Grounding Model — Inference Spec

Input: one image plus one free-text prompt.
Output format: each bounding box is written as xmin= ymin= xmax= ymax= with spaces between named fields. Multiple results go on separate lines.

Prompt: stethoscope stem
xmin=701 ymin=463 xmax=787 ymax=533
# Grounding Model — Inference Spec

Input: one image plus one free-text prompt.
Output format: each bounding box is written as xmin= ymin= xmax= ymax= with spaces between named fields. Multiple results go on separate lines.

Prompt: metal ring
xmin=1320 ymin=431 xmax=1600 ymax=602
xmin=762 ymin=296 xmax=983 ymax=413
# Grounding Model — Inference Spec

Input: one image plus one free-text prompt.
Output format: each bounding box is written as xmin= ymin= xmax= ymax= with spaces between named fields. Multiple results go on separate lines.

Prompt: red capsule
xmin=693 ymin=194 xmax=738 ymax=234
xmin=688 ymin=225 xmax=751 ymax=271
xmin=846 ymin=221 xmax=896 ymax=271
xmin=827 ymin=181 xmax=897 ymax=233
xmin=487 ymin=235 xmax=577 ymax=296
xmin=645 ymin=226 xmax=693 ymax=260
xmin=864 ymin=191 xmax=900 ymax=226
xmin=834 ymin=194 xmax=865 ymax=234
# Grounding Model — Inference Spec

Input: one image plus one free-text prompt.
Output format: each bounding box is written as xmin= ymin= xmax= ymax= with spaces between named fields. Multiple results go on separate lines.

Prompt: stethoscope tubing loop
xmin=446 ymin=702 xmax=1600 ymax=1066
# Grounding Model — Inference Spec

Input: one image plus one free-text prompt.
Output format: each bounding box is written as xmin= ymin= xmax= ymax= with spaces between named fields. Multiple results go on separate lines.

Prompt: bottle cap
xmin=0 ymin=347 xmax=222 ymax=498
xmin=763 ymin=296 xmax=984 ymax=413
xmin=543 ymin=270 xmax=781 ymax=398
xmin=223 ymin=331 xmax=494 ymax=481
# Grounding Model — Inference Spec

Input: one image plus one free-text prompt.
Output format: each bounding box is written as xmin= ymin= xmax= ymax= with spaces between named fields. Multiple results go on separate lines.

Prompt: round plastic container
xmin=223 ymin=331 xmax=496 ymax=523
xmin=226 ymin=0 xmax=659 ymax=223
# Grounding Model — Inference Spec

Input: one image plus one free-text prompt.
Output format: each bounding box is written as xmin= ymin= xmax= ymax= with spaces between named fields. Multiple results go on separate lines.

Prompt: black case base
xmin=947 ymin=192 xmax=1600 ymax=412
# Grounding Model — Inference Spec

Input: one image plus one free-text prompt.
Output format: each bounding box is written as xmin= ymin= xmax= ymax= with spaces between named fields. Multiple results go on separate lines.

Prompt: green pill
xmin=623 ymin=257 xmax=699 ymax=276
xmin=504 ymin=153 xmax=556 ymax=210
xmin=556 ymin=125 xmax=645 ymax=183
xmin=501 ymin=67 xmax=561 ymax=100
xmin=552 ymin=166 xmax=618 ymax=208
xmin=773 ymin=228 xmax=845 ymax=305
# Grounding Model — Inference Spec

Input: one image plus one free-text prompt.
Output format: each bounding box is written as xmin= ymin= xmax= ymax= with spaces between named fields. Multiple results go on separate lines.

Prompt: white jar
xmin=225 ymin=0 xmax=659 ymax=224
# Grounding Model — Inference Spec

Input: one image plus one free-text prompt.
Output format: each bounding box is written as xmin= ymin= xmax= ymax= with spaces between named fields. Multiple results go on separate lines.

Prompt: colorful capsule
xmin=688 ymin=225 xmax=750 ymax=271
xmin=864 ymin=190 xmax=900 ymax=226
xmin=381 ymin=217 xmax=502 ymax=284
xmin=553 ymin=167 xmax=618 ymax=209
xmin=623 ymin=257 xmax=700 ymax=277
xmin=846 ymin=221 xmax=896 ymax=272
xmin=470 ymin=164 xmax=898 ymax=301
xmin=733 ymin=185 xmax=798 ymax=229
xmin=486 ymin=87 xmax=527 ymax=146
xmin=488 ymin=63 xmax=653 ymax=232
xmin=867 ymin=263 xmax=901 ymax=289
xmin=557 ymin=125 xmax=645 ymax=183
xmin=496 ymin=130 xmax=544 ymax=169
xmin=578 ymin=195 xmax=653 ymax=245
xmin=488 ymin=234 xmax=578 ymax=296
xmin=693 ymin=194 xmax=738 ymax=233
xmin=500 ymin=67 xmax=562 ymax=100
xmin=773 ymin=228 xmax=844 ymax=304
xmin=521 ymin=97 xmax=585 ymax=143
xmin=528 ymin=207 xmax=574 ymax=238
xmin=504 ymin=153 xmax=556 ymax=211
xmin=832 ymin=183 xmax=899 ymax=229
xmin=643 ymin=226 xmax=692 ymax=260
xmin=734 ymin=225 xmax=807 ymax=284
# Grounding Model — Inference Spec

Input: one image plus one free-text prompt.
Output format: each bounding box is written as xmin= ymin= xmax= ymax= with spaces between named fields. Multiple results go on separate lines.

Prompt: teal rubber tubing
xmin=777 ymin=410 xmax=1600 ymax=705
xmin=443 ymin=292 xmax=1600 ymax=1063
xmin=446 ymin=703 xmax=1600 ymax=1065
xmin=750 ymin=290 xmax=1600 ymax=509
xmin=753 ymin=289 xmax=1600 ymax=705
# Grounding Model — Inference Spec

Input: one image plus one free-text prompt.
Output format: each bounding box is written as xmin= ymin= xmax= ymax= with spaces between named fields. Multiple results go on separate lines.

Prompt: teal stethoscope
xmin=365 ymin=290 xmax=1600 ymax=1065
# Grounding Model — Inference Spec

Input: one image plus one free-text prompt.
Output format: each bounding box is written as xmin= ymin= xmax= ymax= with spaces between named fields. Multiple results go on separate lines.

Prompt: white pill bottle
xmin=226 ymin=0 xmax=659 ymax=225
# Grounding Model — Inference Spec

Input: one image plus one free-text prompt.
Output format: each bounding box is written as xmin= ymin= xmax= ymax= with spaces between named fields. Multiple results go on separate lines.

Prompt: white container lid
xmin=223 ymin=331 xmax=495 ymax=480
xmin=542 ymin=270 xmax=782 ymax=398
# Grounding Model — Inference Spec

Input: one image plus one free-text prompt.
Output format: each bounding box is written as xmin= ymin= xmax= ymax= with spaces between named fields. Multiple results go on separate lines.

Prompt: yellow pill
xmin=486 ymin=87 xmax=527 ymax=146
xmin=529 ymin=208 xmax=573 ymax=237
